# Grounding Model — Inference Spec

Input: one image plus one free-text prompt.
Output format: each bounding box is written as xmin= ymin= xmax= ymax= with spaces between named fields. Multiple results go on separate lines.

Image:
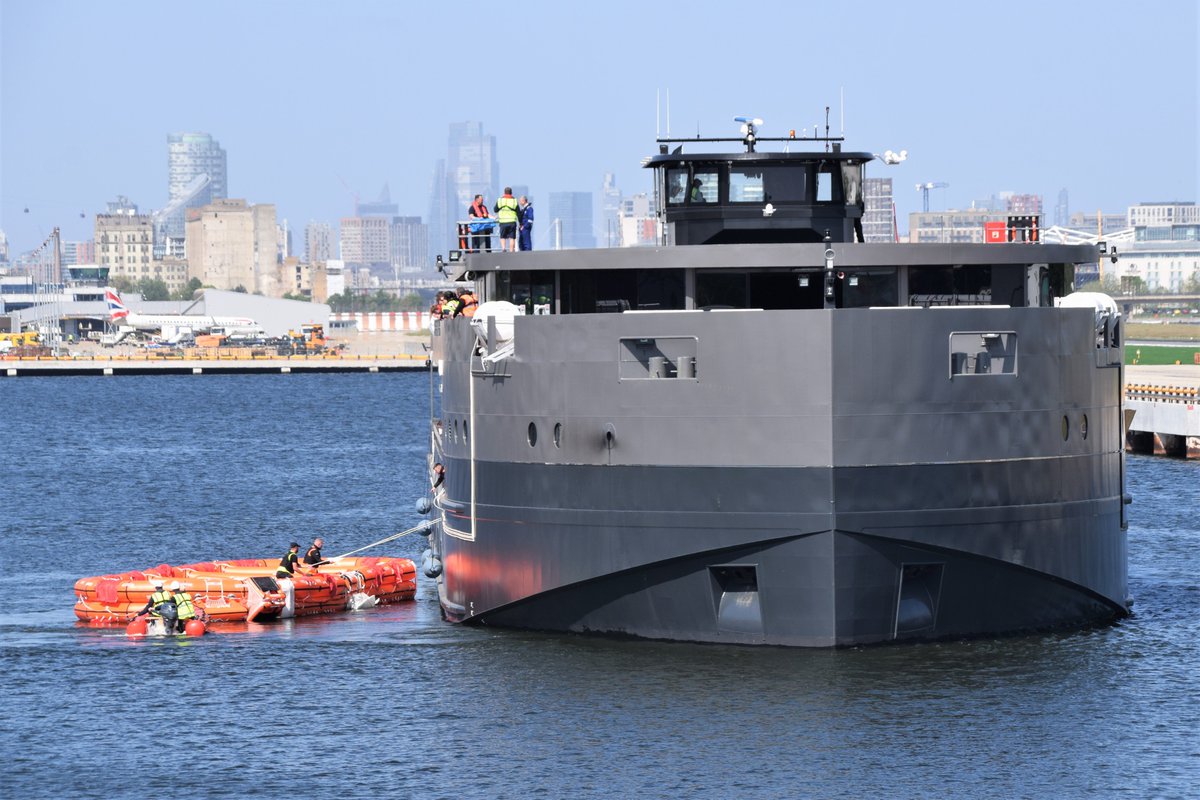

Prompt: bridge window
xmin=666 ymin=169 xmax=688 ymax=205
xmin=730 ymin=166 xmax=808 ymax=203
xmin=690 ymin=170 xmax=719 ymax=204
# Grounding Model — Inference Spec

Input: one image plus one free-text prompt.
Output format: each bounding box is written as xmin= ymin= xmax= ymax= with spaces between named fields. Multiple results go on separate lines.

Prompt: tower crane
xmin=916 ymin=181 xmax=949 ymax=212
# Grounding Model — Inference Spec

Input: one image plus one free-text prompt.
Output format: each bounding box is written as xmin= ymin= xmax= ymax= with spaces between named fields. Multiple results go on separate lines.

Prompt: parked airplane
xmin=105 ymin=289 xmax=264 ymax=342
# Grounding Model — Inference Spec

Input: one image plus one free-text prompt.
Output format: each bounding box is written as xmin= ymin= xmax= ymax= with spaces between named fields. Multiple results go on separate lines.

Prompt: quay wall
xmin=1125 ymin=365 xmax=1200 ymax=459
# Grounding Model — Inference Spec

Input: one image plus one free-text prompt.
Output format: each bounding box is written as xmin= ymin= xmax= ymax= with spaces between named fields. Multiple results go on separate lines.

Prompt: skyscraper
xmin=168 ymin=133 xmax=227 ymax=202
xmin=548 ymin=192 xmax=596 ymax=249
xmin=305 ymin=222 xmax=334 ymax=265
xmin=162 ymin=133 xmax=227 ymax=249
xmin=601 ymin=172 xmax=622 ymax=248
xmin=862 ymin=178 xmax=895 ymax=242
xmin=428 ymin=122 xmax=499 ymax=256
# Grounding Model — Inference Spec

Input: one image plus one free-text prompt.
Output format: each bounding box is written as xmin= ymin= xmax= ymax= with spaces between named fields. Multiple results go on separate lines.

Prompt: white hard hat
xmin=169 ymin=581 xmax=181 ymax=591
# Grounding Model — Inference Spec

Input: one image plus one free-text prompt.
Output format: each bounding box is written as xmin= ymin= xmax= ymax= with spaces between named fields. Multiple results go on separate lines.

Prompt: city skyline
xmin=1 ymin=0 xmax=1196 ymax=256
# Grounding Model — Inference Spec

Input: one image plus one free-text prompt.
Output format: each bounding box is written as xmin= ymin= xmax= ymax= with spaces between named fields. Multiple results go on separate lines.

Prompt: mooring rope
xmin=329 ymin=521 xmax=432 ymax=560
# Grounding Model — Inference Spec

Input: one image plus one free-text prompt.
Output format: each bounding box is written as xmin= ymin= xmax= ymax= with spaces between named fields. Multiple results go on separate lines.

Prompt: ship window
xmin=689 ymin=170 xmax=718 ymax=204
xmin=1062 ymin=415 xmax=1070 ymax=441
xmin=729 ymin=168 xmax=765 ymax=203
xmin=696 ymin=272 xmax=748 ymax=308
xmin=666 ymin=168 xmax=688 ymax=205
xmin=841 ymin=268 xmax=898 ymax=308
xmin=949 ymin=331 xmax=1017 ymax=377
xmin=619 ymin=336 xmax=698 ymax=380
xmin=816 ymin=162 xmax=838 ymax=203
xmin=553 ymin=422 xmax=562 ymax=448
xmin=1081 ymin=414 xmax=1088 ymax=439
xmin=527 ymin=422 xmax=538 ymax=447
xmin=841 ymin=163 xmax=862 ymax=205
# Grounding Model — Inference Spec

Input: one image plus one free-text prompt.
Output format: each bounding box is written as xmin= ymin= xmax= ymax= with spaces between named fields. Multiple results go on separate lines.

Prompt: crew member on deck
xmin=277 ymin=542 xmax=305 ymax=579
xmin=304 ymin=538 xmax=326 ymax=566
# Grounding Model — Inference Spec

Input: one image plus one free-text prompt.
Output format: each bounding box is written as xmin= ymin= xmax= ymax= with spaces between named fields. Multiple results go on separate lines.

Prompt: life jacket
xmin=459 ymin=293 xmax=478 ymax=318
xmin=173 ymin=591 xmax=196 ymax=620
xmin=495 ymin=195 xmax=519 ymax=224
xmin=150 ymin=590 xmax=176 ymax=618
xmin=442 ymin=298 xmax=461 ymax=318
xmin=470 ymin=201 xmax=489 ymax=219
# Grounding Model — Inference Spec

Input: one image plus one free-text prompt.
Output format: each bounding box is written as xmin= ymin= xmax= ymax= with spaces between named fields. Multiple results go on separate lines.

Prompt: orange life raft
xmin=74 ymin=556 xmax=417 ymax=624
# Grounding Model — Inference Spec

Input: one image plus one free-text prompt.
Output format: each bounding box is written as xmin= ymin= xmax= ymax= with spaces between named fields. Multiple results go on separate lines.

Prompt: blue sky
xmin=1 ymin=0 xmax=1197 ymax=253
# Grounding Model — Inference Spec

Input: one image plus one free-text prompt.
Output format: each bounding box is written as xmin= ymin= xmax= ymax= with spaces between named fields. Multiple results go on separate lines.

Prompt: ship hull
xmin=429 ymin=298 xmax=1128 ymax=646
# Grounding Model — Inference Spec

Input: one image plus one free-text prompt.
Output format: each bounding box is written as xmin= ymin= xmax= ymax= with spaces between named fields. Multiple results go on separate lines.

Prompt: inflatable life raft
xmin=74 ymin=556 xmax=417 ymax=625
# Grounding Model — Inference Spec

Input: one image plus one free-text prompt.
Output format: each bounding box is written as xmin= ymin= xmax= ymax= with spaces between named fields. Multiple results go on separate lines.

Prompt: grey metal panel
xmin=454 ymin=242 xmax=1097 ymax=280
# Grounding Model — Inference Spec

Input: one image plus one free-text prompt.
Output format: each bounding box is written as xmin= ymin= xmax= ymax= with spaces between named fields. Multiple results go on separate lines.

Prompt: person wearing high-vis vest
xmin=494 ymin=187 xmax=520 ymax=252
xmin=135 ymin=581 xmax=178 ymax=630
xmin=168 ymin=581 xmax=196 ymax=633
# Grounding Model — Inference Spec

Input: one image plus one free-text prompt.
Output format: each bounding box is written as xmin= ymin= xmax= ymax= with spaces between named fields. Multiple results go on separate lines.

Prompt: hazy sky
xmin=1 ymin=0 xmax=1197 ymax=254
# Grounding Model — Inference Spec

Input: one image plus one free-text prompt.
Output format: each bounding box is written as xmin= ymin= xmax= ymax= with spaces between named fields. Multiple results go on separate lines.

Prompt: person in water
xmin=277 ymin=542 xmax=304 ymax=579
xmin=304 ymin=538 xmax=326 ymax=566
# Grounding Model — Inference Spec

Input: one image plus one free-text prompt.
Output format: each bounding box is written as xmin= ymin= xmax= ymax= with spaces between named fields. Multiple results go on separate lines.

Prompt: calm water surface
xmin=1 ymin=373 xmax=1197 ymax=798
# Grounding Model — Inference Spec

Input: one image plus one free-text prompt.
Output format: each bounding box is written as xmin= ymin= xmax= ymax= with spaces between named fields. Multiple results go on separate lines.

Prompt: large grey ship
xmin=422 ymin=122 xmax=1130 ymax=646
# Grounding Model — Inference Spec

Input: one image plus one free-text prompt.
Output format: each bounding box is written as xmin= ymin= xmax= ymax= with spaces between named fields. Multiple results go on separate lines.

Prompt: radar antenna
xmin=733 ymin=116 xmax=764 ymax=152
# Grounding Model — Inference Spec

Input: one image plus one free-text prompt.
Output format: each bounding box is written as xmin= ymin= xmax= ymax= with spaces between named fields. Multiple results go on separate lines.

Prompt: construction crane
xmin=916 ymin=181 xmax=949 ymax=212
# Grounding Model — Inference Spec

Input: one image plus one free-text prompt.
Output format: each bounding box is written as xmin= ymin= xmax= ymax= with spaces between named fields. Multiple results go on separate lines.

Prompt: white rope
xmin=329 ymin=522 xmax=432 ymax=560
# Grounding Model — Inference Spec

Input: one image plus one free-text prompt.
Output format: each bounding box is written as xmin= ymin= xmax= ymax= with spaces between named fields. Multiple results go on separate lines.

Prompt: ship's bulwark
xmin=432 ymin=306 xmax=1128 ymax=646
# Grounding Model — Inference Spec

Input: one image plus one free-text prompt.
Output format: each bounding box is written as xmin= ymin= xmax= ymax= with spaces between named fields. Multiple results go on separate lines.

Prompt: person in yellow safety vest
xmin=494 ymin=187 xmax=520 ymax=252
xmin=168 ymin=580 xmax=196 ymax=633
xmin=456 ymin=289 xmax=479 ymax=318
xmin=135 ymin=580 xmax=179 ymax=631
xmin=441 ymin=293 xmax=462 ymax=319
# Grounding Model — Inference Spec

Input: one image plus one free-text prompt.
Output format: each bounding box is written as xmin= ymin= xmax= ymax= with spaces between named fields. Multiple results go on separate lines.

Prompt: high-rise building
xmin=96 ymin=213 xmax=154 ymax=283
xmin=548 ymin=192 xmax=596 ymax=249
xmin=185 ymin=199 xmax=277 ymax=294
xmin=863 ymin=178 xmax=895 ymax=242
xmin=1055 ymin=189 xmax=1069 ymax=227
xmin=357 ymin=184 xmax=398 ymax=217
xmin=339 ymin=217 xmax=391 ymax=268
xmin=168 ymin=133 xmax=227 ymax=202
xmin=390 ymin=216 xmax=429 ymax=273
xmin=428 ymin=122 xmax=499 ymax=256
xmin=601 ymin=172 xmax=622 ymax=248
xmin=62 ymin=240 xmax=96 ymax=266
xmin=162 ymin=133 xmax=226 ymax=250
xmin=305 ymin=222 xmax=334 ymax=265
xmin=618 ymin=193 xmax=657 ymax=247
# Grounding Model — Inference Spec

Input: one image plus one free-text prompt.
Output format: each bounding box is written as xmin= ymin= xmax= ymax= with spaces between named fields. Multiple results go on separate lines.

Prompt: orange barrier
xmin=74 ymin=556 xmax=417 ymax=624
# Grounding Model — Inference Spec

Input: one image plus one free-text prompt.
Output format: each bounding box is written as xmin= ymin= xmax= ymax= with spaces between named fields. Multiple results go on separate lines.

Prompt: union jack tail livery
xmin=105 ymin=289 xmax=129 ymax=321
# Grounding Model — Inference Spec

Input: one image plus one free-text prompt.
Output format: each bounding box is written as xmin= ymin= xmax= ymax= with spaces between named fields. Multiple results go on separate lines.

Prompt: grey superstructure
xmin=423 ymin=127 xmax=1129 ymax=646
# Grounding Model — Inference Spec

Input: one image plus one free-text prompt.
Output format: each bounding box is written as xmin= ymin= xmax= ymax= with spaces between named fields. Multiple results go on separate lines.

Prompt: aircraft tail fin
xmin=105 ymin=288 xmax=129 ymax=321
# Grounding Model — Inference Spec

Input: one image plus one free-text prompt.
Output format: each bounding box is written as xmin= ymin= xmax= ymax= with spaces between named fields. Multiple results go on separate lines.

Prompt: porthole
xmin=1081 ymin=414 xmax=1088 ymax=440
xmin=527 ymin=422 xmax=538 ymax=447
xmin=453 ymin=419 xmax=459 ymax=443
xmin=464 ymin=420 xmax=469 ymax=443
xmin=1061 ymin=415 xmax=1069 ymax=441
xmin=553 ymin=422 xmax=563 ymax=448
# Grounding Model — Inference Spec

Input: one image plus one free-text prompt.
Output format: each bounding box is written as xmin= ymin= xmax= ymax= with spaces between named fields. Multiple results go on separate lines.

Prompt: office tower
xmin=357 ymin=184 xmax=399 ymax=217
xmin=161 ymin=133 xmax=227 ymax=249
xmin=863 ymin=178 xmax=895 ymax=242
xmin=1055 ymin=189 xmax=1069 ymax=227
xmin=306 ymin=222 xmax=334 ymax=265
xmin=548 ymin=192 xmax=596 ymax=249
xmin=619 ymin=193 xmax=657 ymax=247
xmin=168 ymin=133 xmax=227 ymax=201
xmin=601 ymin=172 xmax=622 ymax=247
xmin=1004 ymin=194 xmax=1043 ymax=215
xmin=390 ymin=216 xmax=429 ymax=273
xmin=339 ymin=217 xmax=391 ymax=268
xmin=428 ymin=122 xmax=499 ymax=256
